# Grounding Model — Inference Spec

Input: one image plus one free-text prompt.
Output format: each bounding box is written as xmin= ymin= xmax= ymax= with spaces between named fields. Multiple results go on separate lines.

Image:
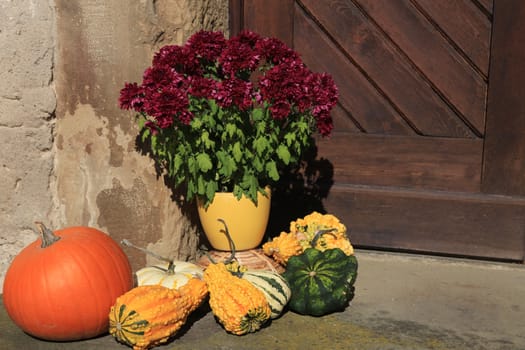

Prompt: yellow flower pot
xmin=197 ymin=189 xmax=271 ymax=251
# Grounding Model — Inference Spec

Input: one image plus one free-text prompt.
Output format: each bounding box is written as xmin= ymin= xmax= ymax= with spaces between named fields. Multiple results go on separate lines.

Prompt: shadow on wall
xmin=135 ymin=131 xmax=334 ymax=247
xmin=134 ymin=131 xmax=202 ymax=228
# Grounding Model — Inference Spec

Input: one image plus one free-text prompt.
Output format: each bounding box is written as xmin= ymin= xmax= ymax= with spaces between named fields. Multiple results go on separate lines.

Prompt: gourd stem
xmin=217 ymin=218 xmax=236 ymax=264
xmin=204 ymin=252 xmax=217 ymax=264
xmin=310 ymin=228 xmax=337 ymax=247
xmin=204 ymin=219 xmax=237 ymax=265
xmin=35 ymin=221 xmax=61 ymax=248
xmin=121 ymin=239 xmax=175 ymax=273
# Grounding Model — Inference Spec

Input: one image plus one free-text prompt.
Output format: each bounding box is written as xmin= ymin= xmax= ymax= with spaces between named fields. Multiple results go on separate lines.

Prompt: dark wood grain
xmin=331 ymin=104 xmax=363 ymax=133
xmin=299 ymin=0 xmax=476 ymax=138
xmin=294 ymin=5 xmax=416 ymax=135
xmin=228 ymin=0 xmax=243 ymax=35
xmin=482 ymin=0 xmax=525 ymax=196
xmin=357 ymin=0 xmax=487 ymax=135
xmin=476 ymin=0 xmax=494 ymax=15
xmin=316 ymin=133 xmax=482 ymax=192
xmin=325 ymin=184 xmax=525 ymax=261
xmin=242 ymin=0 xmax=294 ymax=46
xmin=413 ymin=0 xmax=492 ymax=77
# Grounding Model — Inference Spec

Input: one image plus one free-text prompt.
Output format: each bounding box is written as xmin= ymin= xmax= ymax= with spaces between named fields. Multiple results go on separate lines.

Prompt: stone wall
xmin=0 ymin=0 xmax=57 ymax=292
xmin=0 ymin=0 xmax=229 ymax=292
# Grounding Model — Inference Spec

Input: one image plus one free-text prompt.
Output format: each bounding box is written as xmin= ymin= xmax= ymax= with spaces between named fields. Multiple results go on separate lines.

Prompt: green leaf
xmin=200 ymin=131 xmax=215 ymax=149
xmin=187 ymin=181 xmax=196 ymax=200
xmin=233 ymin=184 xmax=244 ymax=199
xmin=256 ymin=121 xmax=267 ymax=134
xmin=173 ymin=154 xmax=183 ymax=174
xmin=192 ymin=118 xmax=203 ymax=129
xmin=188 ymin=156 xmax=196 ymax=174
xmin=206 ymin=181 xmax=218 ymax=202
xmin=232 ymin=142 xmax=243 ymax=162
xmin=284 ymin=132 xmax=296 ymax=147
xmin=150 ymin=134 xmax=158 ymax=154
xmin=197 ymin=175 xmax=205 ymax=195
xmin=276 ymin=144 xmax=291 ymax=165
xmin=266 ymin=161 xmax=279 ymax=181
xmin=208 ymin=99 xmax=219 ymax=114
xmin=241 ymin=173 xmax=259 ymax=202
xmin=141 ymin=128 xmax=151 ymax=143
xmin=251 ymin=107 xmax=264 ymax=121
xmin=137 ymin=115 xmax=146 ymax=129
xmin=196 ymin=153 xmax=213 ymax=173
xmin=253 ymin=136 xmax=268 ymax=156
xmin=253 ymin=157 xmax=264 ymax=172
xmin=217 ymin=151 xmax=236 ymax=177
xmin=226 ymin=123 xmax=237 ymax=138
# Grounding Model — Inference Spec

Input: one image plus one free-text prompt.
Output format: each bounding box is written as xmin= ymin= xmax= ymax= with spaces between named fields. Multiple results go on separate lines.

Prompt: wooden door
xmin=230 ymin=0 xmax=525 ymax=261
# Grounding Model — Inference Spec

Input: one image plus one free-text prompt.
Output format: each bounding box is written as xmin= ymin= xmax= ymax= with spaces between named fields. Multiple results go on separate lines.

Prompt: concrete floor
xmin=1 ymin=249 xmax=524 ymax=350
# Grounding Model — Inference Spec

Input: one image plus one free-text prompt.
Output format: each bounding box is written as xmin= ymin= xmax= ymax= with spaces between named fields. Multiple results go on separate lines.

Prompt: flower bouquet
xmin=118 ymin=30 xmax=338 ymax=207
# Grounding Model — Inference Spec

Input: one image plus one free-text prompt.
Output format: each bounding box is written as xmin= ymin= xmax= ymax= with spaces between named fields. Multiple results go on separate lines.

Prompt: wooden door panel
xmin=355 ymin=0 xmax=487 ymax=134
xmin=325 ymin=186 xmax=525 ymax=261
xmin=294 ymin=11 xmax=415 ymax=135
xmin=298 ymin=0 xmax=476 ymax=138
xmin=331 ymin=104 xmax=363 ymax=133
xmin=413 ymin=0 xmax=492 ymax=76
xmin=316 ymin=133 xmax=482 ymax=192
xmin=231 ymin=0 xmax=525 ymax=261
xmin=477 ymin=0 xmax=493 ymax=13
xmin=482 ymin=0 xmax=525 ymax=197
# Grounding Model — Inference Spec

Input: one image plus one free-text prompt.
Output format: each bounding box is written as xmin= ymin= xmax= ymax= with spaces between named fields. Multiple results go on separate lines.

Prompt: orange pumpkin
xmin=3 ymin=222 xmax=133 ymax=341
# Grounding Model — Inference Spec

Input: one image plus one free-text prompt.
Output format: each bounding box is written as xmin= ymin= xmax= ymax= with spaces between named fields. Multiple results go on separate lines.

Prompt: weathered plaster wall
xmin=0 ymin=0 xmax=229 ymax=292
xmin=0 ymin=0 xmax=57 ymax=292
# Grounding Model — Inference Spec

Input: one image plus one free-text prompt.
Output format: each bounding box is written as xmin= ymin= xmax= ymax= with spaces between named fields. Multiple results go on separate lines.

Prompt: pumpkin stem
xmin=121 ymin=239 xmax=175 ymax=273
xmin=310 ymin=228 xmax=337 ymax=248
xmin=35 ymin=221 xmax=60 ymax=248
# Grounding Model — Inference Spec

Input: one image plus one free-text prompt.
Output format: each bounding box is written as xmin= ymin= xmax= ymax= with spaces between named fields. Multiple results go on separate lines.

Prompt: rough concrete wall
xmin=0 ymin=1 xmax=57 ymax=292
xmin=0 ymin=0 xmax=229 ymax=292
xmin=52 ymin=0 xmax=229 ymax=272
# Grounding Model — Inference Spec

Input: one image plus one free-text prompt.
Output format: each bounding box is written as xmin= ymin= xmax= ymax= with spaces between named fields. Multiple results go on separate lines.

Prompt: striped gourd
xmin=108 ymin=278 xmax=208 ymax=350
xmin=242 ymin=270 xmax=291 ymax=319
xmin=283 ymin=248 xmax=358 ymax=316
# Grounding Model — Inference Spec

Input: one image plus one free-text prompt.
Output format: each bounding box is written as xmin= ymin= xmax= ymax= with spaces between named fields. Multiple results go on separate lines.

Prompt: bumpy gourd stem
xmin=218 ymin=218 xmax=237 ymax=264
xmin=34 ymin=221 xmax=61 ymax=248
xmin=205 ymin=218 xmax=237 ymax=265
xmin=310 ymin=228 xmax=337 ymax=248
xmin=121 ymin=239 xmax=176 ymax=274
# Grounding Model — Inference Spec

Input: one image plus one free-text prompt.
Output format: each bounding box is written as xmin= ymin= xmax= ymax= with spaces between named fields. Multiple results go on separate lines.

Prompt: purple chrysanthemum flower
xmin=213 ymin=77 xmax=254 ymax=111
xmin=119 ymin=30 xmax=337 ymax=137
xmin=186 ymin=30 xmax=226 ymax=61
xmin=119 ymin=82 xmax=144 ymax=111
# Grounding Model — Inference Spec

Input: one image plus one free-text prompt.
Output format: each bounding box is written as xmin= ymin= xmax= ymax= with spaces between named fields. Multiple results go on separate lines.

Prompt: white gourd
xmin=121 ymin=239 xmax=203 ymax=290
xmin=136 ymin=262 xmax=203 ymax=289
